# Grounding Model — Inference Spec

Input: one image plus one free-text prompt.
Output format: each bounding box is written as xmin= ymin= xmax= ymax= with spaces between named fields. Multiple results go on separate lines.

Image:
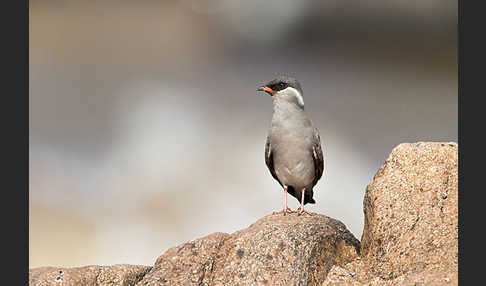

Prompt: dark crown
xmin=264 ymin=76 xmax=303 ymax=94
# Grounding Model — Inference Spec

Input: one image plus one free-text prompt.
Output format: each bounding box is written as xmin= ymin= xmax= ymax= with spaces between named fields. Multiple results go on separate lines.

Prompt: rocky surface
xmin=29 ymin=264 xmax=151 ymax=286
xmin=137 ymin=213 xmax=360 ymax=286
xmin=323 ymin=259 xmax=457 ymax=286
xmin=323 ymin=141 xmax=458 ymax=285
xmin=29 ymin=141 xmax=458 ymax=286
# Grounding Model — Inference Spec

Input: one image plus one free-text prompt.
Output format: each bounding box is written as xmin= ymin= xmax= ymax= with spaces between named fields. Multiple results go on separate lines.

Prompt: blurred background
xmin=29 ymin=0 xmax=457 ymax=268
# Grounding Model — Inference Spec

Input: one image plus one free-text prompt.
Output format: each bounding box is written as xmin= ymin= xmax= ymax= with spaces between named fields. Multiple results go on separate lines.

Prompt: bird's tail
xmin=288 ymin=186 xmax=316 ymax=205
xmin=304 ymin=188 xmax=316 ymax=204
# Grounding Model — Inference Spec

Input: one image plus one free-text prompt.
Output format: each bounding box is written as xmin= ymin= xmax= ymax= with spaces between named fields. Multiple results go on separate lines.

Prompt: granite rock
xmin=137 ymin=213 xmax=360 ymax=286
xmin=29 ymin=264 xmax=151 ymax=286
xmin=323 ymin=142 xmax=458 ymax=285
xmin=30 ymin=142 xmax=458 ymax=286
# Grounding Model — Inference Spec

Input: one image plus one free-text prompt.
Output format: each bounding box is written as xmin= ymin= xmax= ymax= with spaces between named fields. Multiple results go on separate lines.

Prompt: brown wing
xmin=265 ymin=136 xmax=283 ymax=187
xmin=311 ymin=127 xmax=324 ymax=186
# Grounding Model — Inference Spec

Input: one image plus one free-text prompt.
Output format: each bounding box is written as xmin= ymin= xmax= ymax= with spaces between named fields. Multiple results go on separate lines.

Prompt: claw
xmin=283 ymin=207 xmax=293 ymax=215
xmin=297 ymin=209 xmax=311 ymax=216
xmin=297 ymin=187 xmax=311 ymax=216
xmin=274 ymin=207 xmax=293 ymax=216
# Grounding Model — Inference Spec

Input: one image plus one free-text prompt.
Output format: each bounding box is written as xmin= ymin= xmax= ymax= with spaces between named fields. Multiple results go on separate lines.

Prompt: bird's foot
xmin=296 ymin=207 xmax=311 ymax=216
xmin=283 ymin=207 xmax=293 ymax=216
xmin=273 ymin=207 xmax=293 ymax=216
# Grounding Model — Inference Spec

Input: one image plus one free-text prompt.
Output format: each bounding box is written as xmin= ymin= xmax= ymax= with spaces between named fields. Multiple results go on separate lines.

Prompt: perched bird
xmin=257 ymin=76 xmax=324 ymax=215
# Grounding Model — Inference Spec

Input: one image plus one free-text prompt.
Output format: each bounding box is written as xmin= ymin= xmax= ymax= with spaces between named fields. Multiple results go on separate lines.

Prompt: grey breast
xmin=268 ymin=100 xmax=317 ymax=189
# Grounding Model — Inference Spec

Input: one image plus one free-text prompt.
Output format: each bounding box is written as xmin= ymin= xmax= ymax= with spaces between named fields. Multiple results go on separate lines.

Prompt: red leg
xmin=283 ymin=185 xmax=292 ymax=215
xmin=298 ymin=187 xmax=310 ymax=215
xmin=273 ymin=185 xmax=292 ymax=215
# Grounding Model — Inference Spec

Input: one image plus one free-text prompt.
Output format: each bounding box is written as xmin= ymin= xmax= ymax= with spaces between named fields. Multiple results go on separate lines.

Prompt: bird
xmin=257 ymin=76 xmax=324 ymax=215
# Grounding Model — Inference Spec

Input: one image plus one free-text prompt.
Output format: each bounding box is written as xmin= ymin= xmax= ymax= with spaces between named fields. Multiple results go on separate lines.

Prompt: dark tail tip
xmin=304 ymin=196 xmax=316 ymax=204
xmin=304 ymin=187 xmax=316 ymax=204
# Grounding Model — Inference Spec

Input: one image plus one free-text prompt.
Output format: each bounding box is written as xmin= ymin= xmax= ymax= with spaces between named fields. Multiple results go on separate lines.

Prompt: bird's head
xmin=257 ymin=75 xmax=304 ymax=108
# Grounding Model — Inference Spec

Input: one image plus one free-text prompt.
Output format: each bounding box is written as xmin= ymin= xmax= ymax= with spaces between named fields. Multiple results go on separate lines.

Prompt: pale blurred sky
xmin=29 ymin=0 xmax=457 ymax=268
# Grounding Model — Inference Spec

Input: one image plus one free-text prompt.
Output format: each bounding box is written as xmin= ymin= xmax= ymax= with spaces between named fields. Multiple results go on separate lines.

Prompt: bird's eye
xmin=279 ymin=83 xmax=285 ymax=89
